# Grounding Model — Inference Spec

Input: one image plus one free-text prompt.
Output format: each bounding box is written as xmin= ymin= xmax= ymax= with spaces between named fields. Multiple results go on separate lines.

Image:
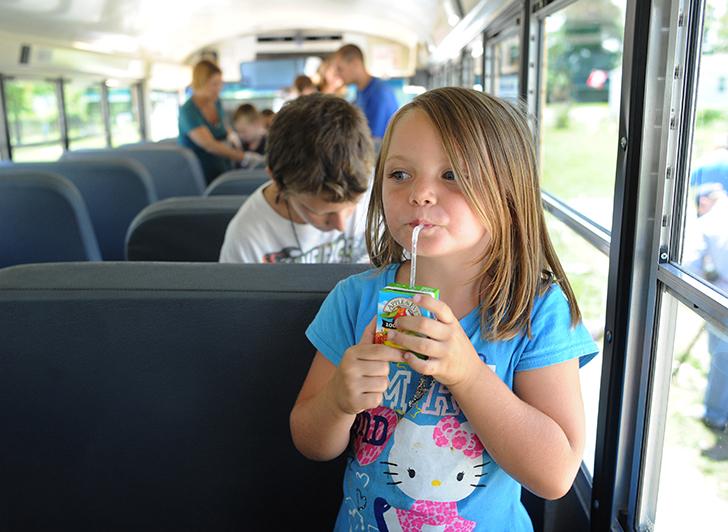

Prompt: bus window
xmin=540 ymin=0 xmax=627 ymax=230
xmin=108 ymin=84 xmax=141 ymax=146
xmin=65 ymin=81 xmax=107 ymax=151
xmin=468 ymin=34 xmax=483 ymax=91
xmin=5 ymin=79 xmax=63 ymax=162
xmin=545 ymin=211 xmax=608 ymax=475
xmin=149 ymin=90 xmax=180 ymax=141
xmin=647 ymin=296 xmax=728 ymax=530
xmin=490 ymin=29 xmax=520 ymax=102
xmin=681 ymin=0 xmax=728 ymax=297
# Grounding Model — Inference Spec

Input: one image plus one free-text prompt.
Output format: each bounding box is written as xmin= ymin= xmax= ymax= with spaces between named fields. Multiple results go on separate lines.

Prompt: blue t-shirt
xmin=178 ymin=97 xmax=231 ymax=184
xmin=306 ymin=265 xmax=598 ymax=532
xmin=356 ymin=77 xmax=399 ymax=139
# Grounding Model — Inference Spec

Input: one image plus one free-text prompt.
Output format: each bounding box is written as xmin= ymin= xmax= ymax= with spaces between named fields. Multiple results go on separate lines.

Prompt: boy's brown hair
xmin=366 ymin=87 xmax=582 ymax=340
xmin=267 ymin=93 xmax=374 ymax=202
xmin=294 ymin=75 xmax=315 ymax=94
xmin=233 ymin=103 xmax=259 ymax=124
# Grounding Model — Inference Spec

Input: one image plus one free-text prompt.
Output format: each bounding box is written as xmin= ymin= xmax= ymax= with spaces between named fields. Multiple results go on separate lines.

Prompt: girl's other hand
xmin=329 ymin=317 xmax=405 ymax=415
xmin=388 ymin=294 xmax=483 ymax=387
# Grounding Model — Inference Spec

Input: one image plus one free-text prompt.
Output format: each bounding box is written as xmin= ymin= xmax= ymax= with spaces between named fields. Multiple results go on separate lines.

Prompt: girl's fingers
xmin=359 ymin=375 xmax=390 ymax=393
xmin=387 ymin=330 xmax=442 ymax=359
xmin=357 ymin=316 xmax=378 ymax=345
xmin=394 ymin=315 xmax=450 ymax=340
xmin=412 ymin=294 xmax=457 ymax=324
xmin=358 ymin=359 xmax=395 ymax=377
xmin=354 ymin=344 xmax=405 ymax=363
xmin=403 ymin=352 xmax=436 ymax=375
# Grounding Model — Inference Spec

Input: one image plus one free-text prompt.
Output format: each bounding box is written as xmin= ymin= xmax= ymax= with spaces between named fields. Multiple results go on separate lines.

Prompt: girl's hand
xmin=387 ymin=294 xmax=482 ymax=387
xmin=329 ymin=317 xmax=405 ymax=415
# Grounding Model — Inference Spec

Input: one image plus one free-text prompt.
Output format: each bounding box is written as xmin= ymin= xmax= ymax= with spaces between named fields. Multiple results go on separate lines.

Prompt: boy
xmin=219 ymin=93 xmax=374 ymax=263
xmin=232 ymin=103 xmax=267 ymax=167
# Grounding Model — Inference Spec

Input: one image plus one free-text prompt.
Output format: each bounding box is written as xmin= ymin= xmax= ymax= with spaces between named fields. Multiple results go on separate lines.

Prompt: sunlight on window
xmin=540 ymin=0 xmax=627 ymax=230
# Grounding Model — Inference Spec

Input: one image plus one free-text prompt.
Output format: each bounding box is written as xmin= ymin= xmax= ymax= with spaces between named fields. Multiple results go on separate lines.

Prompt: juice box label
xmin=375 ymin=283 xmax=440 ymax=357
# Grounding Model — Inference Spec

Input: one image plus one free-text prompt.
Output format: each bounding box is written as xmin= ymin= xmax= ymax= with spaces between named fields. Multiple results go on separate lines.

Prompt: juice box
xmin=374 ymin=282 xmax=440 ymax=359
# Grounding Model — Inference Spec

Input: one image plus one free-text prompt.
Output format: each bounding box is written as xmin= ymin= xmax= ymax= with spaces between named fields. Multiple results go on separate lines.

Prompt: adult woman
xmin=178 ymin=60 xmax=245 ymax=184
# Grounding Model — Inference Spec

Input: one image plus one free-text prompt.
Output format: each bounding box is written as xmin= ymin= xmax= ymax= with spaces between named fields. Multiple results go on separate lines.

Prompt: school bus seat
xmin=64 ymin=144 xmax=206 ymax=199
xmin=205 ymin=168 xmax=270 ymax=196
xmin=125 ymin=195 xmax=247 ymax=261
xmin=1 ymin=159 xmax=156 ymax=261
xmin=0 ymin=172 xmax=101 ymax=267
xmin=0 ymin=262 xmax=368 ymax=531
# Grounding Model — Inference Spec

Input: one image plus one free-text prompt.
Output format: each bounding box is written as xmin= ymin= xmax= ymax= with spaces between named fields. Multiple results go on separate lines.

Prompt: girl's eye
xmin=442 ymin=170 xmax=456 ymax=181
xmin=407 ymin=468 xmax=416 ymax=478
xmin=388 ymin=170 xmax=410 ymax=182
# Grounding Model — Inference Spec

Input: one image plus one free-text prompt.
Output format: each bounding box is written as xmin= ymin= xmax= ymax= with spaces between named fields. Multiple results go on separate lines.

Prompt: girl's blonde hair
xmin=366 ymin=87 xmax=581 ymax=340
xmin=191 ymin=60 xmax=222 ymax=91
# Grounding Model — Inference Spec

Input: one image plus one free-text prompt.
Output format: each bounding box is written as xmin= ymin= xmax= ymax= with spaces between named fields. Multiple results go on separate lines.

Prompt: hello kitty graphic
xmin=374 ymin=416 xmax=487 ymax=532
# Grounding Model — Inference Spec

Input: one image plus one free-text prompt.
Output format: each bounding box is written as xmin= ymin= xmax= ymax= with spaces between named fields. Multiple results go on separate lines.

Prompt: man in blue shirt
xmin=334 ymin=44 xmax=399 ymax=139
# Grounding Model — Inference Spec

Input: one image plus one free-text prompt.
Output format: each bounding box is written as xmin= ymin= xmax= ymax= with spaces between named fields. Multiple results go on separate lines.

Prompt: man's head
xmin=266 ymin=93 xmax=374 ymax=231
xmin=334 ymin=44 xmax=367 ymax=86
xmin=695 ymin=182 xmax=727 ymax=216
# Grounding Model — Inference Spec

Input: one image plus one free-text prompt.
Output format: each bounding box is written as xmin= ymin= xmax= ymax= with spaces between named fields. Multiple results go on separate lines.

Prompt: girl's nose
xmin=408 ymin=181 xmax=436 ymax=206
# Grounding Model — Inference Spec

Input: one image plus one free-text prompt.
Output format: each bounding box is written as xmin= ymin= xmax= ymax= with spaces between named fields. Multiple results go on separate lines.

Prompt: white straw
xmin=410 ymin=224 xmax=424 ymax=288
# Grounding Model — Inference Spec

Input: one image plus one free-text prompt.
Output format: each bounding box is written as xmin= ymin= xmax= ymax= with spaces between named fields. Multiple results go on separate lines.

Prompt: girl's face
xmin=382 ymin=109 xmax=489 ymax=261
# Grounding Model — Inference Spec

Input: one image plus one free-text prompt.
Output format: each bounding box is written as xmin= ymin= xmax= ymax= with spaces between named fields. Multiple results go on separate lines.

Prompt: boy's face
xmin=287 ymin=192 xmax=361 ymax=232
xmin=234 ymin=117 xmax=261 ymax=143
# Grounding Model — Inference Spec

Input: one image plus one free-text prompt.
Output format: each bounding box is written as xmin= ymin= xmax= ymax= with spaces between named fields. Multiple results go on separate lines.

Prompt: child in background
xmin=290 ymin=87 xmax=598 ymax=531
xmin=219 ymin=93 xmax=374 ymax=264
xmin=232 ymin=103 xmax=267 ymax=167
xmin=260 ymin=109 xmax=275 ymax=132
xmin=293 ymin=74 xmax=317 ymax=97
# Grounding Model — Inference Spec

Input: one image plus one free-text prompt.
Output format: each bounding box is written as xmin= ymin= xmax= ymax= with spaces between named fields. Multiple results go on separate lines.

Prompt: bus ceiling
xmin=0 ymin=0 xmax=490 ymax=79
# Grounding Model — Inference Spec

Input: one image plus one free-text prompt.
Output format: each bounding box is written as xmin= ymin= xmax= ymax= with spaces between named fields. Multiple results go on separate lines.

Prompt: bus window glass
xmin=469 ymin=35 xmax=483 ymax=91
xmin=491 ymin=30 xmax=520 ymax=101
xmin=149 ymin=90 xmax=180 ymax=141
xmin=5 ymin=79 xmax=63 ymax=162
xmin=681 ymin=0 xmax=728 ymax=297
xmin=483 ymin=36 xmax=494 ymax=93
xmin=653 ymin=298 xmax=728 ymax=529
xmin=546 ymin=212 xmax=608 ymax=474
xmin=108 ymin=85 xmax=141 ymax=146
xmin=540 ymin=0 xmax=626 ymax=230
xmin=65 ymin=81 xmax=106 ymax=150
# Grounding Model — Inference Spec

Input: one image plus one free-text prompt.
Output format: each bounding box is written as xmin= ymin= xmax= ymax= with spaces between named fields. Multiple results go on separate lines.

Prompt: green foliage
xmin=696 ymin=108 xmax=726 ymax=127
xmin=545 ymin=0 xmax=623 ymax=104
xmin=554 ymin=104 xmax=571 ymax=129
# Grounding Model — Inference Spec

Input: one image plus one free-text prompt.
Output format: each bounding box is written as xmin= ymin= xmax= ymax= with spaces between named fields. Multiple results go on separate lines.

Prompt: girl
xmin=290 ymin=87 xmax=598 ymax=531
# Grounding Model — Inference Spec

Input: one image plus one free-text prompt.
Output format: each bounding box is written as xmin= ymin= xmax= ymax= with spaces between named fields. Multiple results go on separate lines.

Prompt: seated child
xmin=219 ymin=93 xmax=374 ymax=264
xmin=293 ymin=74 xmax=317 ymax=97
xmin=260 ymin=109 xmax=275 ymax=132
xmin=232 ymin=103 xmax=267 ymax=167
